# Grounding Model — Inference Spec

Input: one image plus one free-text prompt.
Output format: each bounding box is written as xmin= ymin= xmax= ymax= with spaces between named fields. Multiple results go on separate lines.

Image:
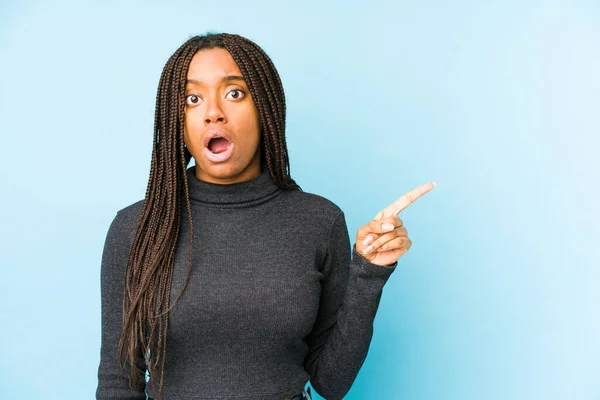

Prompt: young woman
xmin=96 ymin=32 xmax=434 ymax=400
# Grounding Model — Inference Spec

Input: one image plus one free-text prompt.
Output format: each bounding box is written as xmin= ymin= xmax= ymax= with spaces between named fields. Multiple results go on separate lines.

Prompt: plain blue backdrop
xmin=1 ymin=0 xmax=598 ymax=399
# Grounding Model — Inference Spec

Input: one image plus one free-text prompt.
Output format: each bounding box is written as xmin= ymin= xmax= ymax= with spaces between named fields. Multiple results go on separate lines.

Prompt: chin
xmin=199 ymin=162 xmax=237 ymax=177
xmin=195 ymin=160 xmax=257 ymax=184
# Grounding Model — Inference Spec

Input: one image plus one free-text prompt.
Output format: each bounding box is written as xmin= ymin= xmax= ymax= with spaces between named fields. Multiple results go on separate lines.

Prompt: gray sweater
xmin=96 ymin=165 xmax=397 ymax=400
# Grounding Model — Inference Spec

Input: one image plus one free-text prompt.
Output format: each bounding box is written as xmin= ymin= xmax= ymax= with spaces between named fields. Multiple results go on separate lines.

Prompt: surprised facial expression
xmin=183 ymin=48 xmax=261 ymax=184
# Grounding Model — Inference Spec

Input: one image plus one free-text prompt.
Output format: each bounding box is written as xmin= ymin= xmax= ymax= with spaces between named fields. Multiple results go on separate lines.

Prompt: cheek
xmin=230 ymin=107 xmax=261 ymax=147
xmin=244 ymin=108 xmax=261 ymax=143
xmin=245 ymin=117 xmax=261 ymax=151
xmin=184 ymin=110 xmax=203 ymax=147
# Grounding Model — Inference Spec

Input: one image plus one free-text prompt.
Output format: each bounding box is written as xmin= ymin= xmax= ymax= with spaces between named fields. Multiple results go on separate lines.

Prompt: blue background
xmin=1 ymin=0 xmax=598 ymax=399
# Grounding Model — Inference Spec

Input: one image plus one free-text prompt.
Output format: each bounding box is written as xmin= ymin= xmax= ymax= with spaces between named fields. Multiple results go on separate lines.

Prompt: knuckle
xmin=372 ymin=220 xmax=385 ymax=232
xmin=357 ymin=225 xmax=369 ymax=237
xmin=367 ymin=223 xmax=377 ymax=233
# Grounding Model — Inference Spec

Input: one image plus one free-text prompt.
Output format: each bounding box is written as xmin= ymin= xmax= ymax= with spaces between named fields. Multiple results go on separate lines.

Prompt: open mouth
xmin=204 ymin=136 xmax=233 ymax=162
xmin=208 ymin=137 xmax=231 ymax=154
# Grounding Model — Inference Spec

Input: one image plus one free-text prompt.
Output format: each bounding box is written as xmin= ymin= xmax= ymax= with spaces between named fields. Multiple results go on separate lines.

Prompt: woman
xmin=96 ymin=32 xmax=434 ymax=400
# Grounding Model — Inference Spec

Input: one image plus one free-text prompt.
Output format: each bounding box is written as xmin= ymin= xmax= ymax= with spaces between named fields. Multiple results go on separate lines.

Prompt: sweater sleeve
xmin=303 ymin=210 xmax=397 ymax=400
xmin=96 ymin=211 xmax=147 ymax=399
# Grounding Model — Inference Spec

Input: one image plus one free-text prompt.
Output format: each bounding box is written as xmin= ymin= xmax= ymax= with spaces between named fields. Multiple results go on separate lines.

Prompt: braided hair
xmin=116 ymin=32 xmax=300 ymax=399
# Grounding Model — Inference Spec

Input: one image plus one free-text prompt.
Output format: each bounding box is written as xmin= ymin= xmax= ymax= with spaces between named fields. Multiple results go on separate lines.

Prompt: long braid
xmin=116 ymin=32 xmax=301 ymax=400
xmin=221 ymin=33 xmax=298 ymax=190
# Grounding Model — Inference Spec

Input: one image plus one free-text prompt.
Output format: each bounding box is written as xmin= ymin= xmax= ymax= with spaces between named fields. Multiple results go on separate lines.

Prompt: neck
xmin=183 ymin=164 xmax=281 ymax=207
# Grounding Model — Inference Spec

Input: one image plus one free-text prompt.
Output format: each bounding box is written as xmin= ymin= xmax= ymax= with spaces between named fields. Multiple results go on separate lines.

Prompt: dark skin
xmin=184 ymin=48 xmax=261 ymax=185
xmin=183 ymin=48 xmax=436 ymax=266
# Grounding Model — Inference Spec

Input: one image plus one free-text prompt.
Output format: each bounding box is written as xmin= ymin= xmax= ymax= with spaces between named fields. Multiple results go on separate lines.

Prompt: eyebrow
xmin=185 ymin=76 xmax=246 ymax=86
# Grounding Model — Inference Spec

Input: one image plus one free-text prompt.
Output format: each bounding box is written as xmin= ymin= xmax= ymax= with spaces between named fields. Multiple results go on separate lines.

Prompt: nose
xmin=203 ymin=96 xmax=226 ymax=125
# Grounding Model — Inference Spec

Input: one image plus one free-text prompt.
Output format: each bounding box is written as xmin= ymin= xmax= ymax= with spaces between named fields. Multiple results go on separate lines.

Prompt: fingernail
xmin=364 ymin=245 xmax=373 ymax=254
xmin=382 ymin=223 xmax=394 ymax=232
xmin=362 ymin=235 xmax=373 ymax=246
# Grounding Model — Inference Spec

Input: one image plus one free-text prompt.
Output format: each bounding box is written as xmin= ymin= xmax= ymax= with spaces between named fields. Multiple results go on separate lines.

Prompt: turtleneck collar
xmin=183 ymin=164 xmax=282 ymax=207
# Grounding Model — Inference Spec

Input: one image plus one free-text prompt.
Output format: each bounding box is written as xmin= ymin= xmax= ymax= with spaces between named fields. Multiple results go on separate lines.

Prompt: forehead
xmin=187 ymin=48 xmax=242 ymax=80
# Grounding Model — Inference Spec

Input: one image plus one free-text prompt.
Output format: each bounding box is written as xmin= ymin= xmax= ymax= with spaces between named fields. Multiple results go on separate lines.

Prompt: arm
xmin=96 ymin=211 xmax=147 ymax=399
xmin=303 ymin=211 xmax=396 ymax=399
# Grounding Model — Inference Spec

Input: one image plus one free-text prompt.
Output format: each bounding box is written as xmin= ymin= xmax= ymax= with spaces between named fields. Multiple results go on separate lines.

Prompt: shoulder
xmin=101 ymin=200 xmax=145 ymax=284
xmin=105 ymin=199 xmax=145 ymax=244
xmin=114 ymin=199 xmax=145 ymax=222
xmin=277 ymin=189 xmax=345 ymax=226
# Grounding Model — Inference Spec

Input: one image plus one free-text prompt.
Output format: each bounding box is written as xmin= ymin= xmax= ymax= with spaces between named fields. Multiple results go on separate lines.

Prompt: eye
xmin=226 ymin=89 xmax=245 ymax=100
xmin=185 ymin=94 xmax=201 ymax=106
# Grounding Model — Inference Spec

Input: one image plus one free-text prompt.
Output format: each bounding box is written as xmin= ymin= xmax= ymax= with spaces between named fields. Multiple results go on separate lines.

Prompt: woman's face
xmin=183 ymin=48 xmax=261 ymax=184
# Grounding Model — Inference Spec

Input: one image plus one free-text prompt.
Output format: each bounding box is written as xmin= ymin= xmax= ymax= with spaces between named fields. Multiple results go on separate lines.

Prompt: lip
xmin=203 ymin=128 xmax=234 ymax=163
xmin=204 ymin=128 xmax=233 ymax=148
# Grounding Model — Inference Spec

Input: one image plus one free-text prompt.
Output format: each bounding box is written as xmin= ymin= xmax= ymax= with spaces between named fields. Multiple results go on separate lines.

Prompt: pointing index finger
xmin=375 ymin=182 xmax=436 ymax=220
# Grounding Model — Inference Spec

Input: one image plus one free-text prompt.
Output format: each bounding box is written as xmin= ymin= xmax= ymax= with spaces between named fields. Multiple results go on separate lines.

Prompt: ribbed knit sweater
xmin=96 ymin=165 xmax=397 ymax=400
